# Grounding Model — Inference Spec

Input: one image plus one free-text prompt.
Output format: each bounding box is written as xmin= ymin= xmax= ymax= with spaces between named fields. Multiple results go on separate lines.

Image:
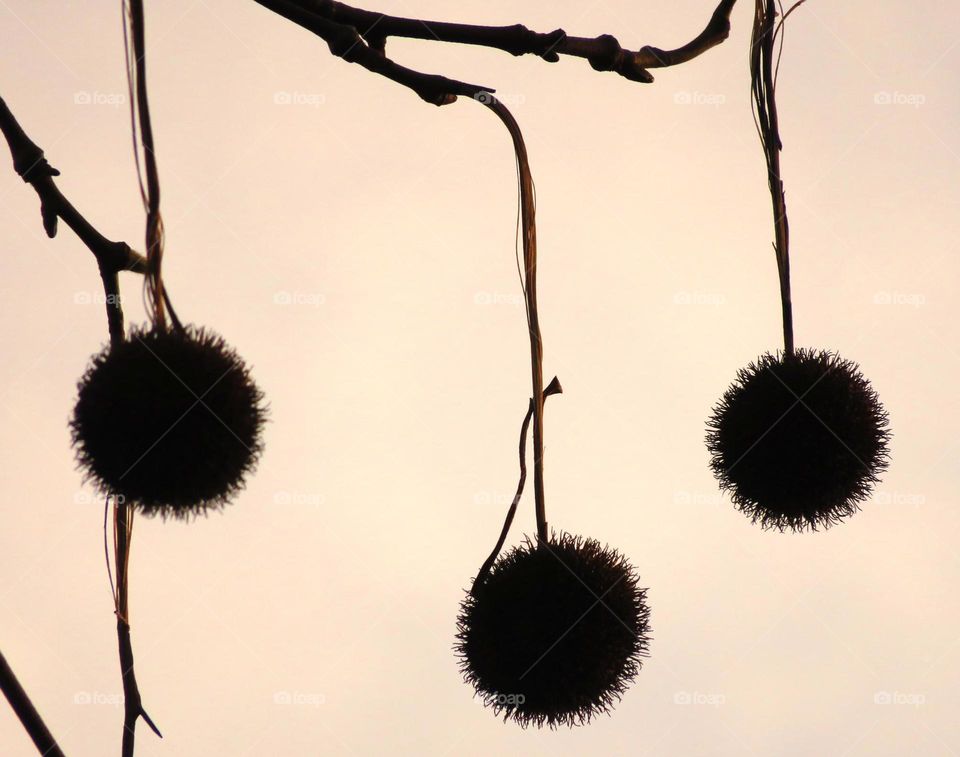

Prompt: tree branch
xmin=114 ymin=499 xmax=161 ymax=757
xmin=750 ymin=0 xmax=793 ymax=355
xmin=0 ymin=94 xmax=160 ymax=752
xmin=0 ymin=96 xmax=145 ymax=339
xmin=0 ymin=649 xmax=65 ymax=757
xmin=253 ymin=0 xmax=493 ymax=105
xmin=278 ymin=0 xmax=737 ymax=86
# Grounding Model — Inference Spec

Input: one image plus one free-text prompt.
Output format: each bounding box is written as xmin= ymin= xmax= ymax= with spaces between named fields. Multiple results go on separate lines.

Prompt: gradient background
xmin=1 ymin=1 xmax=958 ymax=755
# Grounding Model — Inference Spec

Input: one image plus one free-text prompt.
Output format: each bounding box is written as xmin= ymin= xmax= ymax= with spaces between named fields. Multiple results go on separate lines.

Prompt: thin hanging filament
xmin=123 ymin=0 xmax=166 ymax=328
xmin=750 ymin=0 xmax=793 ymax=354
xmin=481 ymin=96 xmax=547 ymax=541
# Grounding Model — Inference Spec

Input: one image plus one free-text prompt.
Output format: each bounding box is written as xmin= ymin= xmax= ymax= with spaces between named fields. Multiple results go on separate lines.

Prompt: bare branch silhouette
xmin=253 ymin=0 xmax=737 ymax=103
xmin=0 ymin=96 xmax=145 ymax=341
xmin=1 ymin=1 xmax=741 ymax=750
xmin=314 ymin=0 xmax=737 ymax=75
xmin=0 ymin=90 xmax=162 ymax=754
xmin=114 ymin=499 xmax=162 ymax=757
xmin=0 ymin=649 xmax=65 ymax=757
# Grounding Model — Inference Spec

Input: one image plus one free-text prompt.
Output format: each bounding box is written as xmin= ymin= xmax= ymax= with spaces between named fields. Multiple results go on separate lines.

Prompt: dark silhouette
xmin=72 ymin=324 xmax=267 ymax=520
xmin=1 ymin=0 xmax=740 ymax=751
xmin=457 ymin=533 xmax=651 ymax=728
xmin=703 ymin=0 xmax=892 ymax=531
xmin=707 ymin=349 xmax=891 ymax=531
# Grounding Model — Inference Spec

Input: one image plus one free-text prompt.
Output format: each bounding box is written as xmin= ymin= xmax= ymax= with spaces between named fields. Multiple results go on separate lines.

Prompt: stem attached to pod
xmin=481 ymin=98 xmax=549 ymax=543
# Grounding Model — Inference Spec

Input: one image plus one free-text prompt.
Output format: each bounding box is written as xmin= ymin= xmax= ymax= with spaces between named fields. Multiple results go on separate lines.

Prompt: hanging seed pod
xmin=71 ymin=324 xmax=266 ymax=519
xmin=456 ymin=532 xmax=650 ymax=728
xmin=706 ymin=348 xmax=890 ymax=531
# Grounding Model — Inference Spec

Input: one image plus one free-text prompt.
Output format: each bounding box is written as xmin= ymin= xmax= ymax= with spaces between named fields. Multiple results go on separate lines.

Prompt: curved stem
xmin=480 ymin=98 xmax=548 ymax=542
xmin=472 ymin=378 xmax=562 ymax=593
xmin=127 ymin=0 xmax=166 ymax=328
xmin=751 ymin=0 xmax=793 ymax=355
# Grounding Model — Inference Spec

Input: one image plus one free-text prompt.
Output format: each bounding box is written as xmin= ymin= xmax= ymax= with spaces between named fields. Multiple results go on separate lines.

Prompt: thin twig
xmin=254 ymin=0 xmax=737 ymax=104
xmin=114 ymin=499 xmax=162 ymax=757
xmin=253 ymin=0 xmax=492 ymax=105
xmin=0 ymin=650 xmax=65 ymax=757
xmin=0 ymin=95 xmax=146 ymax=339
xmin=0 ymin=90 xmax=154 ymax=756
xmin=471 ymin=377 xmax=562 ymax=594
xmin=750 ymin=0 xmax=794 ymax=355
xmin=294 ymin=0 xmax=737 ymax=82
xmin=110 ymin=7 xmax=168 ymax=753
xmin=481 ymin=98 xmax=549 ymax=542
xmin=126 ymin=0 xmax=167 ymax=328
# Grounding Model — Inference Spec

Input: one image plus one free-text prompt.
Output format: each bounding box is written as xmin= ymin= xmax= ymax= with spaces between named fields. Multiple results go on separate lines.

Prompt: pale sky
xmin=1 ymin=1 xmax=959 ymax=755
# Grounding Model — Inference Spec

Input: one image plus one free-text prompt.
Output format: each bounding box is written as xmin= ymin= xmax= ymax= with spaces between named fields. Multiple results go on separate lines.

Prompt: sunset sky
xmin=1 ymin=1 xmax=959 ymax=755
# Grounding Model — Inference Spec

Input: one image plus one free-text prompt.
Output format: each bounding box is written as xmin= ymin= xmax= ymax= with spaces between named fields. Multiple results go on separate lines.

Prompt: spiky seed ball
xmin=71 ymin=324 xmax=266 ymax=519
xmin=706 ymin=348 xmax=890 ymax=531
xmin=456 ymin=532 xmax=651 ymax=728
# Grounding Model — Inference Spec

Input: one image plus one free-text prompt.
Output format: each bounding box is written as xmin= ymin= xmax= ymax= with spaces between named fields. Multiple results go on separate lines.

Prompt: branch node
xmin=539 ymin=30 xmax=565 ymax=61
xmin=587 ymin=34 xmax=622 ymax=72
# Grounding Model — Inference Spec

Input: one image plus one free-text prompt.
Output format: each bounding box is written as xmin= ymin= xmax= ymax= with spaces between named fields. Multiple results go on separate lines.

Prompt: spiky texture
xmin=456 ymin=532 xmax=650 ymax=728
xmin=706 ymin=348 xmax=890 ymax=531
xmin=71 ymin=324 xmax=266 ymax=519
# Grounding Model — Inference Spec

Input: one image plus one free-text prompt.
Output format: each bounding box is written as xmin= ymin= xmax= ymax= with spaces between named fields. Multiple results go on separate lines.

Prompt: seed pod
xmin=72 ymin=324 xmax=266 ymax=519
xmin=706 ymin=348 xmax=890 ymax=531
xmin=456 ymin=532 xmax=651 ymax=728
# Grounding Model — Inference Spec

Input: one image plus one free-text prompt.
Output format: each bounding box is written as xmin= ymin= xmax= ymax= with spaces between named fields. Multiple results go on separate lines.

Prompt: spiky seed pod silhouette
xmin=456 ymin=532 xmax=651 ymax=728
xmin=706 ymin=348 xmax=890 ymax=531
xmin=71 ymin=324 xmax=266 ymax=519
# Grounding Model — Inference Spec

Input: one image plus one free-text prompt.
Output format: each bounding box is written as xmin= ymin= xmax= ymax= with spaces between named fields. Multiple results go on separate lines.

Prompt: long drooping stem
xmin=113 ymin=4 xmax=166 ymax=754
xmin=751 ymin=0 xmax=793 ymax=355
xmin=482 ymin=99 xmax=549 ymax=542
xmin=126 ymin=0 xmax=166 ymax=328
